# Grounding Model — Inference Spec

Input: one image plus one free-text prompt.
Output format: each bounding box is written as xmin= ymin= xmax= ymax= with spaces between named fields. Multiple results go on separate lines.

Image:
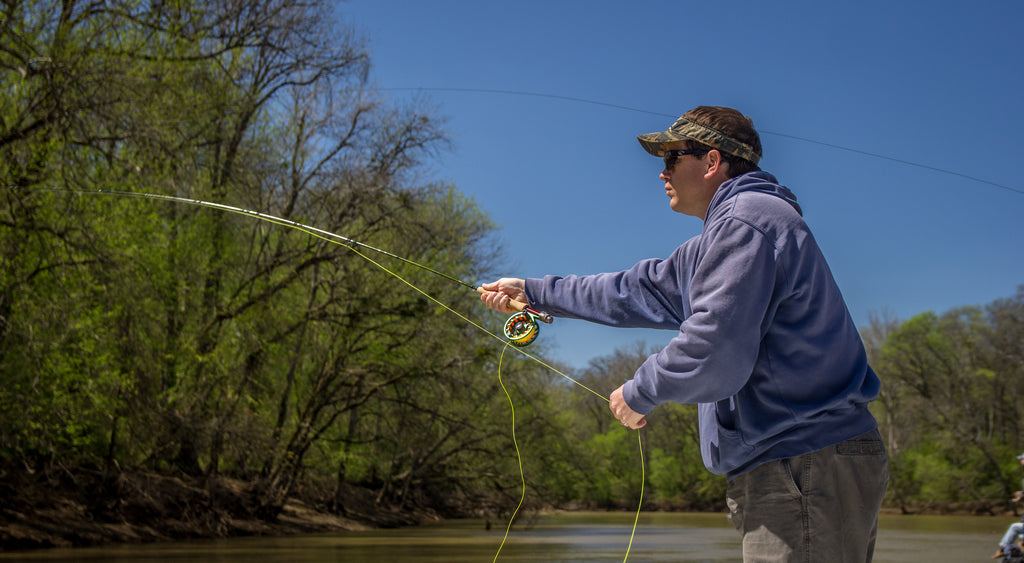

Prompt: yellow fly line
xmin=492 ymin=344 xmax=644 ymax=563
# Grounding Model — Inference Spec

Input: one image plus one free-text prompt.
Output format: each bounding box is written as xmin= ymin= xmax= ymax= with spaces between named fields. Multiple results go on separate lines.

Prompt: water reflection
xmin=0 ymin=512 xmax=1010 ymax=562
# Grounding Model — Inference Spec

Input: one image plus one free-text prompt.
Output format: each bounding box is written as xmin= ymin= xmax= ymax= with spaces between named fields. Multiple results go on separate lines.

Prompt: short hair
xmin=682 ymin=106 xmax=762 ymax=177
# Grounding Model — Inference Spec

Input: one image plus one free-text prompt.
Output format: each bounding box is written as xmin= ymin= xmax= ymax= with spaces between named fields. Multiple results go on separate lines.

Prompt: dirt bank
xmin=2 ymin=464 xmax=1015 ymax=554
xmin=0 ymin=466 xmax=435 ymax=552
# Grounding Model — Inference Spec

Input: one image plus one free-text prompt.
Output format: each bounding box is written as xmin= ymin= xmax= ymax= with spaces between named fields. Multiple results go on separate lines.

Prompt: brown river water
xmin=0 ymin=512 xmax=1012 ymax=562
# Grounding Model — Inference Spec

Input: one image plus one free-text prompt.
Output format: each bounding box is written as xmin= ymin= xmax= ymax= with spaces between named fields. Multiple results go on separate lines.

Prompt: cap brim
xmin=637 ymin=131 xmax=695 ymax=157
xmin=638 ymin=115 xmax=762 ymax=165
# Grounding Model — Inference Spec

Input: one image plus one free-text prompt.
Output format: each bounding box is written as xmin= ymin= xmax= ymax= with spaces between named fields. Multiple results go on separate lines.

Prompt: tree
xmin=0 ymin=0 xmax=512 ymax=523
xmin=870 ymin=296 xmax=1024 ymax=511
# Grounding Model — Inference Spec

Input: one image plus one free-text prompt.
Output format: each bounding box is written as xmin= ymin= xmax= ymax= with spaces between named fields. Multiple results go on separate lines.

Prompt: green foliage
xmin=904 ymin=443 xmax=962 ymax=501
xmin=567 ymin=429 xmax=640 ymax=506
xmin=868 ymin=286 xmax=1024 ymax=510
xmin=2 ymin=0 xmax=1024 ymax=526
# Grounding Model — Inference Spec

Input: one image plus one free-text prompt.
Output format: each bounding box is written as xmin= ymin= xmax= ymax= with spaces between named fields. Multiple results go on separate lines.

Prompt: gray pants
xmin=726 ymin=429 xmax=889 ymax=563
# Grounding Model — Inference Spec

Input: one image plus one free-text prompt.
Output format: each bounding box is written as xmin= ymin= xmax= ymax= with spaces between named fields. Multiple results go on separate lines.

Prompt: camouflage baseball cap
xmin=637 ymin=115 xmax=761 ymax=165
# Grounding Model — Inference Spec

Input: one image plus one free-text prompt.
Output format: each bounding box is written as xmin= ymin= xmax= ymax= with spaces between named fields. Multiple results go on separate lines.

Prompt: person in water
xmin=993 ymin=453 xmax=1024 ymax=559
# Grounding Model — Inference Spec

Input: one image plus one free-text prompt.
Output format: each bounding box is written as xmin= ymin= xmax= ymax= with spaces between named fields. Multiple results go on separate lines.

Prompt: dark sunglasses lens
xmin=664 ymin=150 xmax=707 ymax=169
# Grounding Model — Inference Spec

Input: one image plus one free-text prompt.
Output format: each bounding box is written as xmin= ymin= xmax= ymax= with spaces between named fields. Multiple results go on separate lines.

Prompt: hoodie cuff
xmin=524 ymin=277 xmax=550 ymax=310
xmin=622 ymin=376 xmax=657 ymax=415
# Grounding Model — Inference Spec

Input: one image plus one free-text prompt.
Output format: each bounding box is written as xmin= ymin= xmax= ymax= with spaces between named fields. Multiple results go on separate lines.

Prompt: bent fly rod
xmin=60 ymin=189 xmax=554 ymax=346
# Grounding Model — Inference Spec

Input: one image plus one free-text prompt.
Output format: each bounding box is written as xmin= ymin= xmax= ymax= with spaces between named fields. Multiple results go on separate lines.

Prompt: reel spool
xmin=477 ymin=287 xmax=553 ymax=347
xmin=503 ymin=311 xmax=540 ymax=347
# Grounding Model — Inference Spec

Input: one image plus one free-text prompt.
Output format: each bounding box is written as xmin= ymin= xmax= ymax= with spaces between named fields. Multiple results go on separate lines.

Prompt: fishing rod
xmin=52 ymin=189 xmax=554 ymax=347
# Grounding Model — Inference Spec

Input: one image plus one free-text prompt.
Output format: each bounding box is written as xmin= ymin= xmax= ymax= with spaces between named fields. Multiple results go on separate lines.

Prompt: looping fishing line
xmin=492 ymin=343 xmax=524 ymax=563
xmin=19 ymin=188 xmax=644 ymax=560
xmin=492 ymin=344 xmax=645 ymax=563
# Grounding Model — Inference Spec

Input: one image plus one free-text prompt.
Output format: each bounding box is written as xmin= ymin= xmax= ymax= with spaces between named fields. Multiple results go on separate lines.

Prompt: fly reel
xmin=477 ymin=287 xmax=554 ymax=347
xmin=504 ymin=311 xmax=540 ymax=347
xmin=502 ymin=306 xmax=553 ymax=347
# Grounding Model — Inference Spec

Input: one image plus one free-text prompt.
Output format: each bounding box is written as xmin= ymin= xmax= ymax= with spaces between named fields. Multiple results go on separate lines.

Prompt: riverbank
xmin=0 ymin=466 xmax=439 ymax=552
xmin=0 ymin=465 xmax=1016 ymax=553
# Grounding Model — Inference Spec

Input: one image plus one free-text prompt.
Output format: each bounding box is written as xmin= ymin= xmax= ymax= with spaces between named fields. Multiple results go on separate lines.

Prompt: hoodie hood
xmin=708 ymin=171 xmax=802 ymax=218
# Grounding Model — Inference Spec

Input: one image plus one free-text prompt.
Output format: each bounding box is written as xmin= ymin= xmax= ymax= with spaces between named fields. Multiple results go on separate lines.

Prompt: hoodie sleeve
xmin=523 ymin=241 xmax=697 ymax=330
xmin=622 ymin=216 xmax=777 ymax=413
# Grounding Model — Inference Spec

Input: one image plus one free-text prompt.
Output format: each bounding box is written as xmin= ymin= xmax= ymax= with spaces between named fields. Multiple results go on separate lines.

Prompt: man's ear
xmin=704 ymin=149 xmax=728 ymax=179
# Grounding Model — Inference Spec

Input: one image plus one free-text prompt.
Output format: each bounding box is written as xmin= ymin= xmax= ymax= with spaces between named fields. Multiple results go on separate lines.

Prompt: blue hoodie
xmin=524 ymin=171 xmax=880 ymax=478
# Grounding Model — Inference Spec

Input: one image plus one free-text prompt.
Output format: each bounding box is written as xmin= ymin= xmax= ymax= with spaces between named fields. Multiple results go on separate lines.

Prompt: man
xmin=479 ymin=106 xmax=889 ymax=562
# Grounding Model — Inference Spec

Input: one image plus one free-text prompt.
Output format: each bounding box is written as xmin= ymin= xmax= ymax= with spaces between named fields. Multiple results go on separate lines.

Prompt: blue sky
xmin=339 ymin=0 xmax=1024 ymax=370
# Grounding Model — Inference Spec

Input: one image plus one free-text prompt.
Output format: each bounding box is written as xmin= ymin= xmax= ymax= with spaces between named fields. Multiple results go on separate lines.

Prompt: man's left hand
xmin=610 ymin=384 xmax=647 ymax=429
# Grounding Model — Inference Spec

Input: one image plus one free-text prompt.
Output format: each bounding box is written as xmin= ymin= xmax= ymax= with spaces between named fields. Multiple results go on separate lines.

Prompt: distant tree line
xmin=2 ymin=1 xmax=1022 ymax=537
xmin=864 ymin=290 xmax=1024 ymax=513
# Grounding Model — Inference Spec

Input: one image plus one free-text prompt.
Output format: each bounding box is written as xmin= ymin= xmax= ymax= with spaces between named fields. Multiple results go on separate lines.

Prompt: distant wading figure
xmin=992 ymin=453 xmax=1024 ymax=561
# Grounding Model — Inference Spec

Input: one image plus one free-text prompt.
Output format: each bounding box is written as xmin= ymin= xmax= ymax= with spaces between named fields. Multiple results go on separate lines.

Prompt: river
xmin=0 ymin=512 xmax=1011 ymax=562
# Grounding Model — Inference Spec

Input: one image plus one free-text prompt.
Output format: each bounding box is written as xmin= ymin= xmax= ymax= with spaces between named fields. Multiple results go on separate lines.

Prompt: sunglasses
xmin=663 ymin=149 xmax=709 ymax=171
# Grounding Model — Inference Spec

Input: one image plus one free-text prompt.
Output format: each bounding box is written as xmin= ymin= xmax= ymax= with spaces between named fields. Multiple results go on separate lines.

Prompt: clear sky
xmin=339 ymin=0 xmax=1024 ymax=370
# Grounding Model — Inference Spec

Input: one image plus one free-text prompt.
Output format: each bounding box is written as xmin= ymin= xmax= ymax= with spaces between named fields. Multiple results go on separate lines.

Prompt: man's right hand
xmin=478 ymin=278 xmax=528 ymax=314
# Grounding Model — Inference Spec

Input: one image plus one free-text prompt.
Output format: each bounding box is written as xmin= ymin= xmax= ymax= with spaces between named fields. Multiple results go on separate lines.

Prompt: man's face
xmin=659 ymin=141 xmax=714 ymax=218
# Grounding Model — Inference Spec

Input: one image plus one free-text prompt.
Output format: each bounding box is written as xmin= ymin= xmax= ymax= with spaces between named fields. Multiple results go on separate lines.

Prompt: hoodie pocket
xmin=713 ymin=409 xmax=756 ymax=473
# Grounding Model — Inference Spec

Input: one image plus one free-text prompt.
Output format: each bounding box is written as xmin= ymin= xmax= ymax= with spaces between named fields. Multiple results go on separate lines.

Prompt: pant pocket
xmin=726 ymin=478 xmax=745 ymax=532
xmin=835 ymin=429 xmax=886 ymax=456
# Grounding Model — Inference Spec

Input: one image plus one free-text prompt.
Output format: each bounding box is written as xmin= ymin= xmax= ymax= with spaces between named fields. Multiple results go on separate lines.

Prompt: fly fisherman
xmin=480 ymin=105 xmax=889 ymax=562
